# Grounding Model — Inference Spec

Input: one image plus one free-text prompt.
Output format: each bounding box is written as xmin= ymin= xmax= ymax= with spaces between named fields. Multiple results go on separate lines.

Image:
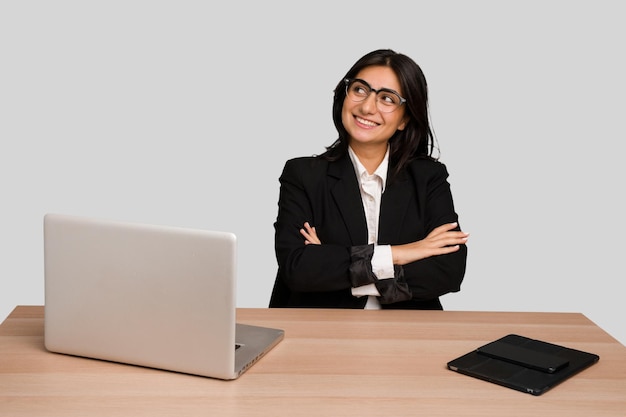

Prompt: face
xmin=341 ymin=65 xmax=408 ymax=148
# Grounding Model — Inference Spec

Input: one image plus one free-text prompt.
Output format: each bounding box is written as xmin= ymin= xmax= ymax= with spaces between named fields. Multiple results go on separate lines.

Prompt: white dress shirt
xmin=347 ymin=146 xmax=395 ymax=309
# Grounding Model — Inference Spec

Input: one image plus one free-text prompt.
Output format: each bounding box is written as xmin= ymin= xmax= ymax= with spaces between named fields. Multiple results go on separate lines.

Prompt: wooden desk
xmin=1 ymin=306 xmax=624 ymax=416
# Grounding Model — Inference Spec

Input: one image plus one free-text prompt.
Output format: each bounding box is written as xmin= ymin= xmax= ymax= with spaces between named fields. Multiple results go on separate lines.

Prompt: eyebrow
xmin=354 ymin=78 xmax=403 ymax=97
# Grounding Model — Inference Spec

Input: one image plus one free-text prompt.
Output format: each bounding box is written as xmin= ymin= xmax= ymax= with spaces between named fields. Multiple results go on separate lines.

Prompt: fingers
xmin=392 ymin=222 xmax=469 ymax=265
xmin=428 ymin=222 xmax=469 ymax=243
xmin=300 ymin=222 xmax=321 ymax=245
xmin=443 ymin=231 xmax=470 ymax=246
xmin=428 ymin=222 xmax=460 ymax=236
xmin=300 ymin=222 xmax=315 ymax=239
xmin=434 ymin=233 xmax=469 ymax=250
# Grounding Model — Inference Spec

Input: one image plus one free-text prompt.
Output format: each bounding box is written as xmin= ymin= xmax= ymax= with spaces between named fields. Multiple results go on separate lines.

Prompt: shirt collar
xmin=348 ymin=145 xmax=389 ymax=192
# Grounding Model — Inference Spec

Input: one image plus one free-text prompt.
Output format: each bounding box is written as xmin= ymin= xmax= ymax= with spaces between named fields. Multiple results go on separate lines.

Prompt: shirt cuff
xmin=351 ymin=245 xmax=393 ymax=298
xmin=371 ymin=244 xmax=394 ymax=279
xmin=351 ymin=283 xmax=380 ymax=297
xmin=349 ymin=244 xmax=395 ymax=298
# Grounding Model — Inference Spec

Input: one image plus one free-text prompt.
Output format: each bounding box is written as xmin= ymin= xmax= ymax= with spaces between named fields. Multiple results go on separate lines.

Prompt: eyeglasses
xmin=344 ymin=78 xmax=406 ymax=113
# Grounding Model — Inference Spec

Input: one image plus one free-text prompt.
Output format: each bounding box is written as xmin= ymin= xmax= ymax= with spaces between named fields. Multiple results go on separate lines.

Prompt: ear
xmin=397 ymin=115 xmax=409 ymax=131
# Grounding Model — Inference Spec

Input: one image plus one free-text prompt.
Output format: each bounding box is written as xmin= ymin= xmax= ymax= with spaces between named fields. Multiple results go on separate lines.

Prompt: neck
xmin=350 ymin=142 xmax=387 ymax=175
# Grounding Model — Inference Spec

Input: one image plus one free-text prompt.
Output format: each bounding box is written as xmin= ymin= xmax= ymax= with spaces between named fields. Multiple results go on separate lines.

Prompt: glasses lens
xmin=346 ymin=80 xmax=371 ymax=101
xmin=377 ymin=91 xmax=403 ymax=110
xmin=345 ymin=79 xmax=404 ymax=113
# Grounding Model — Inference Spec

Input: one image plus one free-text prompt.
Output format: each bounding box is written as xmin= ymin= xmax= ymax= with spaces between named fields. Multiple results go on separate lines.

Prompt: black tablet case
xmin=447 ymin=334 xmax=600 ymax=395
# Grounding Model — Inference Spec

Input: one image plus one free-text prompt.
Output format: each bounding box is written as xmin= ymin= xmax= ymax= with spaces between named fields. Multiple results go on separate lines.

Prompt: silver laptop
xmin=43 ymin=213 xmax=284 ymax=380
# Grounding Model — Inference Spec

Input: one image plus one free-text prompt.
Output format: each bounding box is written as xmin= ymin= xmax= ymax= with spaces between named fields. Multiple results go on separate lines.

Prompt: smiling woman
xmin=269 ymin=49 xmax=469 ymax=310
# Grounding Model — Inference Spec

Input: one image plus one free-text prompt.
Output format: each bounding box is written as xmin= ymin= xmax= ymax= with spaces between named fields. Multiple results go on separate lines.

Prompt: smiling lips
xmin=355 ymin=116 xmax=379 ymax=127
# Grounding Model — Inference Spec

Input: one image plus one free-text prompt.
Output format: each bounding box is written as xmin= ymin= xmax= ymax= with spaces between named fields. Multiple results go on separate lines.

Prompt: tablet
xmin=447 ymin=334 xmax=599 ymax=395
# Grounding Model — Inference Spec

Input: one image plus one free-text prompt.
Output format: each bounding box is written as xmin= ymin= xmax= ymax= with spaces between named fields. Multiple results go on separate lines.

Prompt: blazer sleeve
xmin=400 ymin=160 xmax=468 ymax=300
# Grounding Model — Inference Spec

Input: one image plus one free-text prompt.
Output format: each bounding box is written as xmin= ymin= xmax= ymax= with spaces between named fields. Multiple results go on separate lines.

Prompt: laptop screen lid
xmin=43 ymin=213 xmax=283 ymax=380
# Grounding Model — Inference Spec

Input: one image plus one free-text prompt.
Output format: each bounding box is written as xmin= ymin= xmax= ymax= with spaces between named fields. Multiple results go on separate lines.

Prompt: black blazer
xmin=269 ymin=153 xmax=467 ymax=309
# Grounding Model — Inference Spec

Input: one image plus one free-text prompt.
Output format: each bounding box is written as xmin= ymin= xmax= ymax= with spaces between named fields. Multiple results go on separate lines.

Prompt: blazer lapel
xmin=378 ymin=174 xmax=412 ymax=244
xmin=328 ymin=157 xmax=368 ymax=245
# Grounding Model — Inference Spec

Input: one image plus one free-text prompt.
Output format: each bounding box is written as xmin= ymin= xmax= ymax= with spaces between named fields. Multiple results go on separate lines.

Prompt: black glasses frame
xmin=344 ymin=78 xmax=406 ymax=111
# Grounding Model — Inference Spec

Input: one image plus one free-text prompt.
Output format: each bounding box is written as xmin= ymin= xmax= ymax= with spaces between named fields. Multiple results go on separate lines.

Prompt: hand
xmin=391 ymin=222 xmax=469 ymax=266
xmin=300 ymin=222 xmax=321 ymax=245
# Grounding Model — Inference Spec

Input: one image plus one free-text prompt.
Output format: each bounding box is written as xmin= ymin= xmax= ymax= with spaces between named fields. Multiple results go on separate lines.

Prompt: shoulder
xmin=283 ymin=156 xmax=322 ymax=169
xmin=281 ymin=154 xmax=354 ymax=187
xmin=283 ymin=156 xmax=327 ymax=173
xmin=400 ymin=158 xmax=455 ymax=191
xmin=407 ymin=157 xmax=450 ymax=178
xmin=280 ymin=156 xmax=330 ymax=182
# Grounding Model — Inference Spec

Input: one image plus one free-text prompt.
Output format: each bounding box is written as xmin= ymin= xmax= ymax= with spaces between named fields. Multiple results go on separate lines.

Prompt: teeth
xmin=356 ymin=117 xmax=377 ymax=127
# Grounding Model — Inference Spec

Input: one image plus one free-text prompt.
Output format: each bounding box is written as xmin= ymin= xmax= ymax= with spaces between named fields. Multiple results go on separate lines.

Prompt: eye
xmin=378 ymin=91 xmax=400 ymax=106
xmin=350 ymin=82 xmax=370 ymax=97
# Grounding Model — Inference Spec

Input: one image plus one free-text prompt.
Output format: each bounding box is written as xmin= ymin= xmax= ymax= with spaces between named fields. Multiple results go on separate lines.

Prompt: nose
xmin=359 ymin=91 xmax=378 ymax=114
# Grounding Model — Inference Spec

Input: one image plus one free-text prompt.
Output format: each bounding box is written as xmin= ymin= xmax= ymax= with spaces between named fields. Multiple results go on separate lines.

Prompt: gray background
xmin=1 ymin=1 xmax=624 ymax=345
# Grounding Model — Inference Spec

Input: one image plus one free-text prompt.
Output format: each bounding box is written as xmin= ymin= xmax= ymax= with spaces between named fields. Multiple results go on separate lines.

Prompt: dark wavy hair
xmin=322 ymin=49 xmax=436 ymax=181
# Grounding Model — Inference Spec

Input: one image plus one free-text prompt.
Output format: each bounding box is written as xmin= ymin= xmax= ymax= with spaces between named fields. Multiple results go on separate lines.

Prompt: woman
xmin=270 ymin=49 xmax=468 ymax=309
